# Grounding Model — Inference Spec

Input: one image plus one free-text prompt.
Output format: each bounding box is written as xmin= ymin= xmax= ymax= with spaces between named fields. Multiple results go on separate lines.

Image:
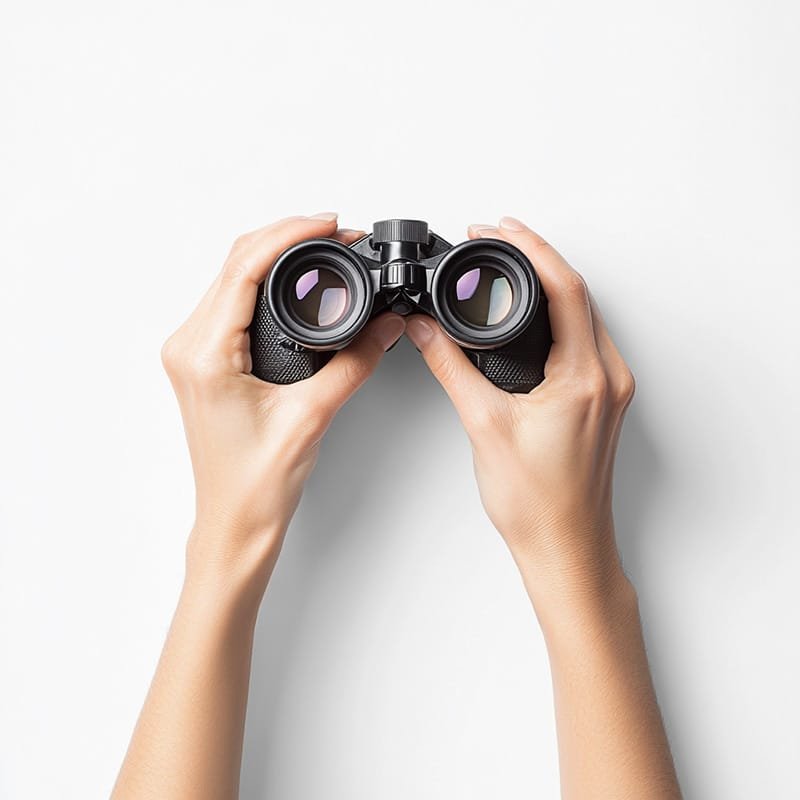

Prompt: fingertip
xmin=332 ymin=228 xmax=367 ymax=245
xmin=368 ymin=313 xmax=406 ymax=352
xmin=286 ymin=212 xmax=339 ymax=235
xmin=467 ymin=224 xmax=498 ymax=239
xmin=495 ymin=216 xmax=551 ymax=251
xmin=306 ymin=314 xmax=405 ymax=410
xmin=498 ymin=215 xmax=528 ymax=232
xmin=405 ymin=314 xmax=435 ymax=349
xmin=404 ymin=314 xmax=497 ymax=417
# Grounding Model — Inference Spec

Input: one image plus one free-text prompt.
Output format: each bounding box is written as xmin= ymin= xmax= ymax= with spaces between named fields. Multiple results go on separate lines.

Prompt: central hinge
xmin=380 ymin=260 xmax=426 ymax=294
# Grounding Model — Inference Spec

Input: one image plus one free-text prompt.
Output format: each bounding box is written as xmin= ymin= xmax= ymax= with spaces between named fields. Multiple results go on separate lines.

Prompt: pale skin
xmin=112 ymin=212 xmax=682 ymax=799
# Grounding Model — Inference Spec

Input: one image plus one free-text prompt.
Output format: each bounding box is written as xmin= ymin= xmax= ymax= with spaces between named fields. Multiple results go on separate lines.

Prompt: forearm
xmin=518 ymin=546 xmax=681 ymax=800
xmin=112 ymin=526 xmax=280 ymax=800
xmin=116 ymin=214 xmax=399 ymax=798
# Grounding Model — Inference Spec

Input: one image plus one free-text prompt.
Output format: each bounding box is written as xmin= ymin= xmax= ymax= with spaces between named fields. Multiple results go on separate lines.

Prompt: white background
xmin=1 ymin=1 xmax=799 ymax=798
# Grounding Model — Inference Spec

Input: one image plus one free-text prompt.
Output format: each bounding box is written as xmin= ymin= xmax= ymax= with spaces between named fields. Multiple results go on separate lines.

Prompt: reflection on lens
xmin=290 ymin=268 xmax=349 ymax=327
xmin=454 ymin=266 xmax=513 ymax=326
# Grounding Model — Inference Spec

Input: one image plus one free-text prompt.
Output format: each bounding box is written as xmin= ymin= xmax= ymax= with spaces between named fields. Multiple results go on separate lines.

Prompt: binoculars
xmin=249 ymin=219 xmax=552 ymax=392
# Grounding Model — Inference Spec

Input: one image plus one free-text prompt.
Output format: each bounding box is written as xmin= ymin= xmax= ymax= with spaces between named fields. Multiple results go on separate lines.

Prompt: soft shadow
xmin=239 ymin=338 xmax=428 ymax=798
xmin=614 ymin=404 xmax=664 ymax=580
xmin=239 ymin=332 xmax=686 ymax=797
xmin=613 ymin=401 xmax=693 ymax=793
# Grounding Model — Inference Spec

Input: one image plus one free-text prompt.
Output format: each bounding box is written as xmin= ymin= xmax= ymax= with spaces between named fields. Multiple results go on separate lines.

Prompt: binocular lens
xmin=453 ymin=265 xmax=514 ymax=327
xmin=267 ymin=239 xmax=373 ymax=350
xmin=432 ymin=239 xmax=538 ymax=348
xmin=289 ymin=267 xmax=350 ymax=328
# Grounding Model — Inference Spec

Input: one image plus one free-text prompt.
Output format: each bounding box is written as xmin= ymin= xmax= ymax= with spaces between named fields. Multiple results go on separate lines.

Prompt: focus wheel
xmin=372 ymin=219 xmax=429 ymax=245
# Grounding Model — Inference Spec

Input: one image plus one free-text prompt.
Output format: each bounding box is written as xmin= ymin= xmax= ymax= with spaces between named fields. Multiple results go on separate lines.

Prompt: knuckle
xmin=222 ymin=233 xmax=257 ymax=280
xmin=160 ymin=331 xmax=221 ymax=385
xmin=614 ymin=368 xmax=636 ymax=407
xmin=230 ymin=232 xmax=253 ymax=254
xmin=578 ymin=363 xmax=608 ymax=402
xmin=528 ymin=234 xmax=552 ymax=253
xmin=467 ymin=401 xmax=500 ymax=435
xmin=221 ymin=256 xmax=249 ymax=286
xmin=184 ymin=351 xmax=222 ymax=384
xmin=285 ymin=396 xmax=330 ymax=443
xmin=160 ymin=334 xmax=181 ymax=374
xmin=560 ymin=271 xmax=589 ymax=301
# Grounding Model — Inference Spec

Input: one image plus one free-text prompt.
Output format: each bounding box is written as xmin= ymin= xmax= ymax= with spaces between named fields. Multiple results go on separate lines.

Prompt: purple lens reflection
xmin=452 ymin=265 xmax=513 ymax=327
xmin=456 ymin=268 xmax=481 ymax=301
xmin=294 ymin=269 xmax=319 ymax=301
xmin=289 ymin=267 xmax=350 ymax=328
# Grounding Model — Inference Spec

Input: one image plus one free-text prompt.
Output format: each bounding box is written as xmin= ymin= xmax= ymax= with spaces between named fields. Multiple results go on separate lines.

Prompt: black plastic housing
xmin=249 ymin=220 xmax=552 ymax=392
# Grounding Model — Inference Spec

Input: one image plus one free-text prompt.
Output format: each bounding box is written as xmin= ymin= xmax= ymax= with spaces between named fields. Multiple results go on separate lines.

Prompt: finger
xmin=178 ymin=273 xmax=222 ymax=333
xmin=210 ymin=212 xmax=340 ymax=343
xmin=302 ymin=313 xmax=406 ymax=413
xmin=467 ymin=218 xmax=599 ymax=367
xmin=405 ymin=314 xmax=506 ymax=430
xmin=196 ymin=225 xmax=363 ymax=369
xmin=175 ymin=219 xmax=306 ymax=335
xmin=331 ymin=228 xmax=366 ymax=245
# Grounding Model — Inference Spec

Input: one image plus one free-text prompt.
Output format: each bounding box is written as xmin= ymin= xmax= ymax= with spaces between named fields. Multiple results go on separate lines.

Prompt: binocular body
xmin=249 ymin=219 xmax=552 ymax=392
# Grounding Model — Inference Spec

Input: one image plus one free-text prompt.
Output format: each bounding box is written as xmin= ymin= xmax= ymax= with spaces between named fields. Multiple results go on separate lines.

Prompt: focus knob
xmin=372 ymin=219 xmax=429 ymax=245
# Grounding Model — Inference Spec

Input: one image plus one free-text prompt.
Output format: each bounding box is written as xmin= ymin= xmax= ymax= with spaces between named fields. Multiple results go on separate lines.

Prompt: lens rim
xmin=267 ymin=239 xmax=373 ymax=349
xmin=431 ymin=239 xmax=539 ymax=348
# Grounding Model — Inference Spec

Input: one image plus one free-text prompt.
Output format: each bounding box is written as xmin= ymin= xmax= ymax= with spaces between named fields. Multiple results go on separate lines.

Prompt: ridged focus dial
xmin=372 ymin=219 xmax=429 ymax=245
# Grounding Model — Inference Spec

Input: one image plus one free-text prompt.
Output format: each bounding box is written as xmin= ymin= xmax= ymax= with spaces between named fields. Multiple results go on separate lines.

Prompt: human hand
xmin=405 ymin=217 xmax=635 ymax=611
xmin=161 ymin=214 xmax=405 ymax=596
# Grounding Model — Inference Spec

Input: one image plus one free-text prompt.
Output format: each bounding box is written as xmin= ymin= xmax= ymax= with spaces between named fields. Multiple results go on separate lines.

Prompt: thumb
xmin=405 ymin=315 xmax=499 ymax=424
xmin=306 ymin=313 xmax=406 ymax=412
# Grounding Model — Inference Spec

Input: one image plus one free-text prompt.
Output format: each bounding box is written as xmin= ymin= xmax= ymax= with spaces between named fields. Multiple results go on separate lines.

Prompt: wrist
xmin=183 ymin=517 xmax=288 ymax=619
xmin=527 ymin=561 xmax=639 ymax=653
xmin=508 ymin=524 xmax=637 ymax=640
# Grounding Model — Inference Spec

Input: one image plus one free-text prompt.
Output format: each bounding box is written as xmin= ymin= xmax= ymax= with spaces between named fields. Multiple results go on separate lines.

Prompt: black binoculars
xmin=249 ymin=219 xmax=552 ymax=392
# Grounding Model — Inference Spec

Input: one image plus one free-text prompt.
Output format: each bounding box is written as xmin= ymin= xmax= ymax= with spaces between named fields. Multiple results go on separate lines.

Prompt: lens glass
xmin=453 ymin=265 xmax=513 ymax=327
xmin=289 ymin=267 xmax=350 ymax=328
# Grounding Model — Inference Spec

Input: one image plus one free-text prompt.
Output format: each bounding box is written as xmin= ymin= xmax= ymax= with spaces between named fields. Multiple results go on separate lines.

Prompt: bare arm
xmin=406 ymin=216 xmax=681 ymax=799
xmin=111 ymin=213 xmax=405 ymax=799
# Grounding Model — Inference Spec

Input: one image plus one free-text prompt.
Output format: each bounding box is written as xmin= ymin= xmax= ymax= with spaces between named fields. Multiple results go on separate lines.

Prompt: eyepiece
xmin=267 ymin=239 xmax=373 ymax=349
xmin=431 ymin=239 xmax=539 ymax=348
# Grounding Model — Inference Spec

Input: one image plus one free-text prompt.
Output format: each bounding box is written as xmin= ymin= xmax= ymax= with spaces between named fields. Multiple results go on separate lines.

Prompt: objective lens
xmin=288 ymin=267 xmax=350 ymax=328
xmin=452 ymin=265 xmax=513 ymax=327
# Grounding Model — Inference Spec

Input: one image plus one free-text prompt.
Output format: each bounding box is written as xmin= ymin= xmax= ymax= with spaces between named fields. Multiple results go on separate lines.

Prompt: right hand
xmin=405 ymin=216 xmax=636 ymax=608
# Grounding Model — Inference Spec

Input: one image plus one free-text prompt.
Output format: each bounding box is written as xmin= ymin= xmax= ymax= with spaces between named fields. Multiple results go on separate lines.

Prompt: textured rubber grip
xmin=372 ymin=219 xmax=429 ymax=244
xmin=464 ymin=295 xmax=552 ymax=393
xmin=250 ymin=294 xmax=334 ymax=384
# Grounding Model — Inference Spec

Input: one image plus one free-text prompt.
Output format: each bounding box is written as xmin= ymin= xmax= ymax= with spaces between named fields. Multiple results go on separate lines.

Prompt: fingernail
xmin=309 ymin=211 xmax=338 ymax=222
xmin=468 ymin=224 xmax=497 ymax=236
xmin=499 ymin=216 xmax=526 ymax=231
xmin=405 ymin=317 xmax=434 ymax=348
xmin=375 ymin=316 xmax=406 ymax=351
xmin=337 ymin=227 xmax=364 ymax=235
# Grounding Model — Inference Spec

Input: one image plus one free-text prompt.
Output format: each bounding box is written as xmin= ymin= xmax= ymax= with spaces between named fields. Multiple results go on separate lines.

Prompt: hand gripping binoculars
xmin=249 ymin=219 xmax=552 ymax=392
